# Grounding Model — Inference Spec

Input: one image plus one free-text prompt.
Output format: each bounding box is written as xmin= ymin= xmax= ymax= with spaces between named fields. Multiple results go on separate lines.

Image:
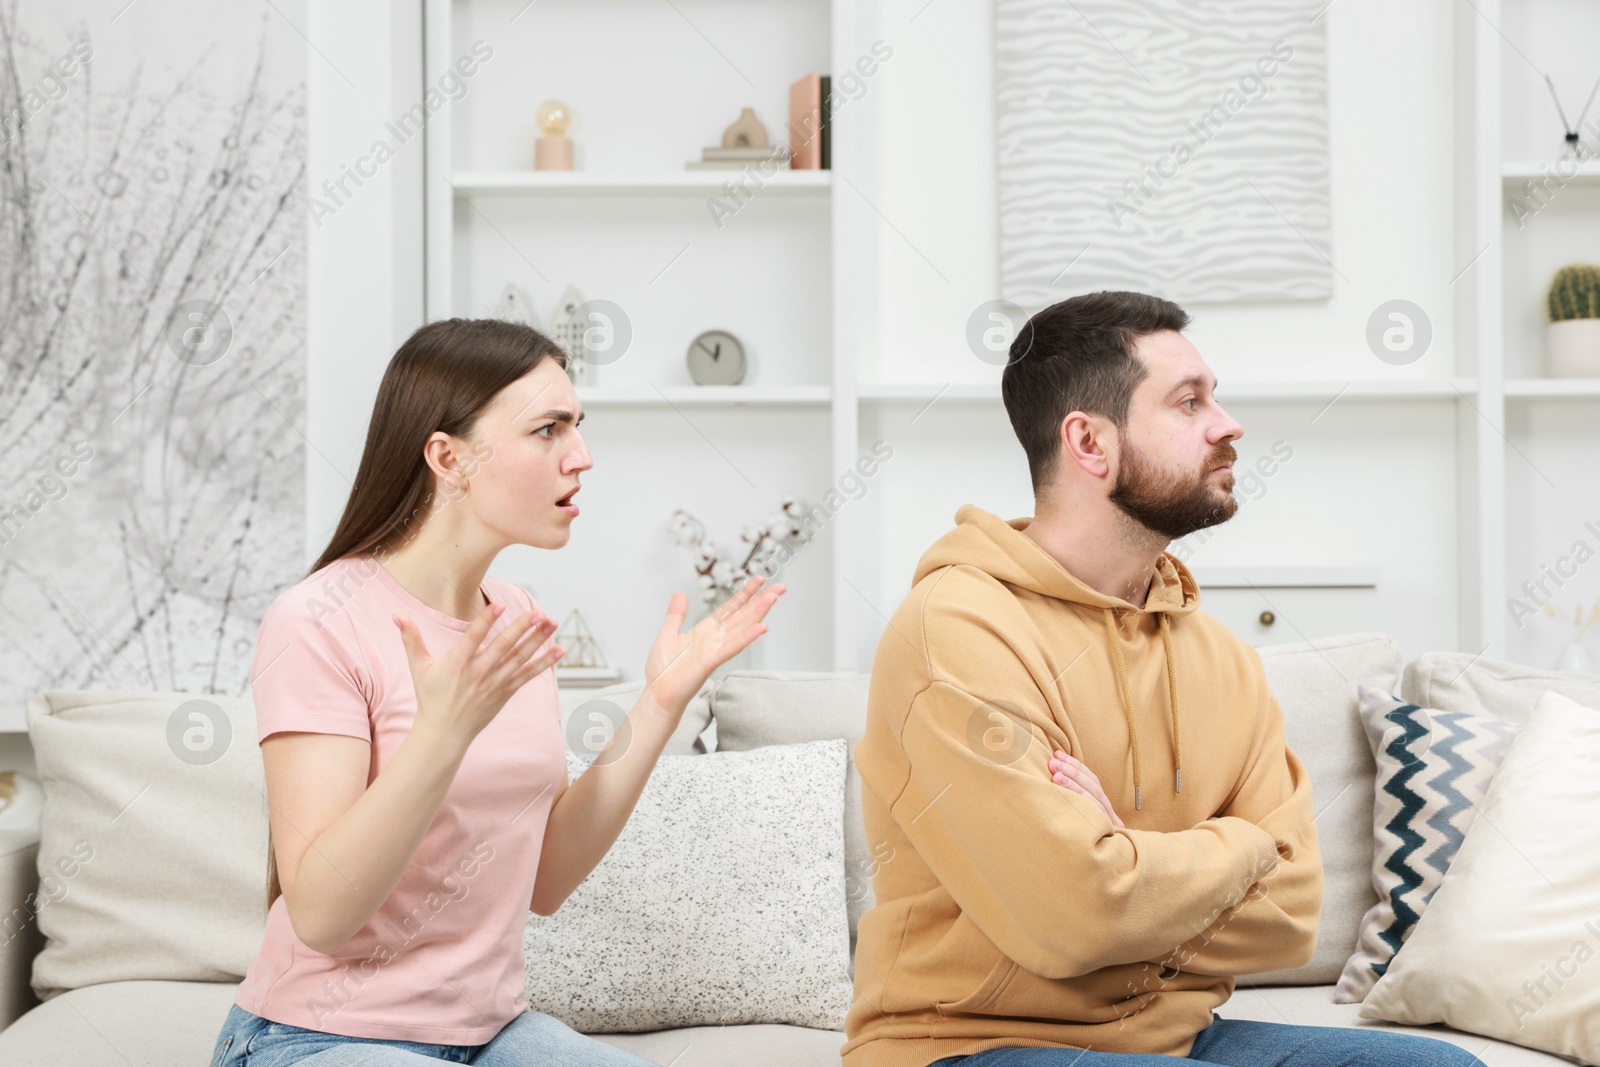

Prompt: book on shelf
xmin=701 ymin=145 xmax=790 ymax=162
xmin=688 ymin=144 xmax=792 ymax=171
xmin=788 ymin=73 xmax=833 ymax=170
xmin=687 ymin=158 xmax=792 ymax=171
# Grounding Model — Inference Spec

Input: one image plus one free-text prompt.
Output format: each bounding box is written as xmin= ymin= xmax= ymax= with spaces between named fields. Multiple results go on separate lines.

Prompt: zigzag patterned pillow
xmin=1334 ymin=685 xmax=1519 ymax=1002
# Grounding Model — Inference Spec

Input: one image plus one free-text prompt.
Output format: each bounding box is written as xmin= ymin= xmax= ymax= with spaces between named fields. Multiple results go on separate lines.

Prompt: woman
xmin=212 ymin=318 xmax=785 ymax=1065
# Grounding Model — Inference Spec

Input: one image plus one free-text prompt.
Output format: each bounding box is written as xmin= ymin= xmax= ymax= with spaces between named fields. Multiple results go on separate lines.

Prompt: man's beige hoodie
xmin=841 ymin=505 xmax=1322 ymax=1067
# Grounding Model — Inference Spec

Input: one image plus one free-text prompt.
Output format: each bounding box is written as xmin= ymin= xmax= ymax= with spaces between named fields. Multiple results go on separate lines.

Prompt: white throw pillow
xmin=1359 ymin=690 xmax=1600 ymax=1063
xmin=25 ymin=689 xmax=268 ymax=998
xmin=522 ymin=739 xmax=852 ymax=1032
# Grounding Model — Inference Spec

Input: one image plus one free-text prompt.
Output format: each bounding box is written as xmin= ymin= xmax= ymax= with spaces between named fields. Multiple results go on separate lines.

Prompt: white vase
xmin=0 ymin=772 xmax=43 ymax=833
xmin=1555 ymin=638 xmax=1592 ymax=673
xmin=1545 ymin=319 xmax=1600 ymax=377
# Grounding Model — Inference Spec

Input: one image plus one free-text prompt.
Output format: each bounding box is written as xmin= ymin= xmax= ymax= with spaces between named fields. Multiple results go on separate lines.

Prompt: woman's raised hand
xmin=644 ymin=576 xmax=786 ymax=715
xmin=394 ymin=603 xmax=565 ymax=744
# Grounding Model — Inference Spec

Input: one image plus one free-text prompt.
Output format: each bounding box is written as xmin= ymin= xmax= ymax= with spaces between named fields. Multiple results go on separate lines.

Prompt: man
xmin=840 ymin=292 xmax=1481 ymax=1067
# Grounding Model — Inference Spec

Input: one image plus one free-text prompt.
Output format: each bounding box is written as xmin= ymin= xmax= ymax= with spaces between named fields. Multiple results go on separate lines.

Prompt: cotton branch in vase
xmin=1540 ymin=597 xmax=1600 ymax=672
xmin=668 ymin=499 xmax=814 ymax=612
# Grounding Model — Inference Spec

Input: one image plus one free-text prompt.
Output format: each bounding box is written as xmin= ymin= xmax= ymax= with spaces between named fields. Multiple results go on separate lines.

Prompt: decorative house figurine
xmin=534 ymin=99 xmax=574 ymax=171
xmin=546 ymin=284 xmax=593 ymax=386
xmin=553 ymin=608 xmax=623 ymax=687
xmin=494 ymin=282 xmax=540 ymax=329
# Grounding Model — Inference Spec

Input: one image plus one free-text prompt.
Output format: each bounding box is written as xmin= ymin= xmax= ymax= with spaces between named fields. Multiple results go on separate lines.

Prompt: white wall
xmin=306 ymin=0 xmax=1579 ymax=680
xmin=847 ymin=0 xmax=1465 ymax=666
xmin=305 ymin=0 xmax=426 ymax=568
xmin=1496 ymin=0 xmax=1600 ymax=667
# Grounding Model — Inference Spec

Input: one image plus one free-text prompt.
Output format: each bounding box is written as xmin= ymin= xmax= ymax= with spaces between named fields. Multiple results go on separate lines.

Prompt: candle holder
xmin=535 ymin=99 xmax=574 ymax=171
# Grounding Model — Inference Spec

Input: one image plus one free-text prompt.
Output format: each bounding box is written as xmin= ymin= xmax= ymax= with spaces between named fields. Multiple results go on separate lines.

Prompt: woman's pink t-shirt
xmin=233 ymin=553 xmax=567 ymax=1044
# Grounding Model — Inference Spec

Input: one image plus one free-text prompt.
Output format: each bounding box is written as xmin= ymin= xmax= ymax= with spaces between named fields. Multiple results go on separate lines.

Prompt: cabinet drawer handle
xmin=1259 ymin=610 xmax=1276 ymax=626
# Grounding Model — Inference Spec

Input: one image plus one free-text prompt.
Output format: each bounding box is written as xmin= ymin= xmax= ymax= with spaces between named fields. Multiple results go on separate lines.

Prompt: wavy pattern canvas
xmin=995 ymin=1 xmax=1332 ymax=305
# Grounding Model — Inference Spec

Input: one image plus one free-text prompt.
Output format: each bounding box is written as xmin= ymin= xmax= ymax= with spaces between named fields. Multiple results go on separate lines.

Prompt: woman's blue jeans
xmin=928 ymin=1012 xmax=1486 ymax=1066
xmin=211 ymin=1003 xmax=658 ymax=1066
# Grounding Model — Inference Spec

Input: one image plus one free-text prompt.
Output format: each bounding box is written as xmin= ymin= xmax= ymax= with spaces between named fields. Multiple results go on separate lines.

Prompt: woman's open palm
xmin=645 ymin=576 xmax=786 ymax=713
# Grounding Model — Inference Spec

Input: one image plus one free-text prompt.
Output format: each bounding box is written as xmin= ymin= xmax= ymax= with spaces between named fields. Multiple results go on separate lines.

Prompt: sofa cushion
xmin=559 ymin=677 xmax=715 ymax=757
xmin=24 ymin=690 xmax=268 ymax=998
xmin=1248 ymin=632 xmax=1399 ymax=985
xmin=1335 ymin=686 xmax=1519 ymax=1003
xmin=0 ymin=979 xmax=1568 ymax=1067
xmin=1400 ymin=651 xmax=1600 ymax=722
xmin=593 ymin=1021 xmax=847 ymax=1066
xmin=0 ymin=979 xmax=241 ymax=1066
xmin=523 ymin=740 xmax=852 ymax=1033
xmin=1359 ymin=691 xmax=1600 ymax=1065
xmin=0 ymin=978 xmax=852 ymax=1067
xmin=1222 ymin=983 xmax=1573 ymax=1066
xmin=0 ymin=828 xmax=45 ymax=1031
xmin=707 ymin=671 xmax=874 ymax=958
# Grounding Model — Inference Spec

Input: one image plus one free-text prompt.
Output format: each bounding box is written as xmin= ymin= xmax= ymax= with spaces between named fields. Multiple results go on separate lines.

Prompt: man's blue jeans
xmin=928 ymin=1012 xmax=1485 ymax=1066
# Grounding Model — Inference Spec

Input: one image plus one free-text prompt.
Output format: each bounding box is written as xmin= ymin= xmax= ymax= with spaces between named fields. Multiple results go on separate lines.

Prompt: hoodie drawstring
xmin=1101 ymin=607 xmax=1182 ymax=811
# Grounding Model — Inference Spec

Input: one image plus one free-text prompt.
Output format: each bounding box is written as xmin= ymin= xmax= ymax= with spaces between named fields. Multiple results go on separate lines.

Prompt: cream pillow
xmin=522 ymin=739 xmax=852 ymax=1032
xmin=25 ymin=689 xmax=268 ymax=997
xmin=1360 ymin=690 xmax=1600 ymax=1062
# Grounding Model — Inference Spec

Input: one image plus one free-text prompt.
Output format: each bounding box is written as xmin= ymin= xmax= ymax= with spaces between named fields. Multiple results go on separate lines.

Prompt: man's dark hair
xmin=1001 ymin=290 xmax=1190 ymax=492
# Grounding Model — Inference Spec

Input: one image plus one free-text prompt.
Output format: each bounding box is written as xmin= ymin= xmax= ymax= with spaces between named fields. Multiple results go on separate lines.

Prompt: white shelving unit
xmin=423 ymin=0 xmax=860 ymax=671
xmin=451 ymin=171 xmax=834 ymax=195
xmin=1502 ymin=161 xmax=1600 ymax=185
xmin=1504 ymin=378 xmax=1600 ymax=398
xmin=858 ymin=379 xmax=1482 ymax=403
xmin=414 ymin=0 xmax=1598 ymax=672
xmin=572 ymin=385 xmax=832 ymax=407
xmin=1466 ymin=0 xmax=1600 ymax=665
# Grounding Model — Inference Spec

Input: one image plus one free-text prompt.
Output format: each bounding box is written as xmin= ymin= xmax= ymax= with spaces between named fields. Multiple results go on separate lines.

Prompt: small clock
xmin=686 ymin=329 xmax=747 ymax=386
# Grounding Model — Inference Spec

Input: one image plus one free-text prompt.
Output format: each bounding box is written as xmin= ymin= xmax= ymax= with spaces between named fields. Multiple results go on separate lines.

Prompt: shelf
xmin=1187 ymin=566 xmax=1380 ymax=589
xmin=857 ymin=383 xmax=1001 ymax=402
xmin=1216 ymin=379 xmax=1478 ymax=400
xmin=574 ymin=384 xmax=832 ymax=406
xmin=1502 ymin=161 xmax=1600 ymax=185
xmin=449 ymin=171 xmax=833 ymax=196
xmin=1504 ymin=377 xmax=1600 ymax=398
xmin=856 ymin=379 xmax=1478 ymax=403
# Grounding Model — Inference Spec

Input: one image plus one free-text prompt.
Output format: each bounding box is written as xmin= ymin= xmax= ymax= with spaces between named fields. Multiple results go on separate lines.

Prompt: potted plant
xmin=1546 ymin=263 xmax=1600 ymax=377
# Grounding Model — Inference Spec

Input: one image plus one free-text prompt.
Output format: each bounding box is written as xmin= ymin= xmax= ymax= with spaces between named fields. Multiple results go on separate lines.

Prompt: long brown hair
xmin=265 ymin=317 xmax=568 ymax=913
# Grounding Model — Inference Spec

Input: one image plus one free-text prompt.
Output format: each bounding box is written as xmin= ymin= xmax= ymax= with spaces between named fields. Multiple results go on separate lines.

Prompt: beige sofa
xmin=0 ymin=631 xmax=1592 ymax=1066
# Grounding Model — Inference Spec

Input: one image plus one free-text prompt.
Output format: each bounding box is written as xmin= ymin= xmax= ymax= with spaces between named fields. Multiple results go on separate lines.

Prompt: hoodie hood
xmin=914 ymin=503 xmax=1201 ymax=809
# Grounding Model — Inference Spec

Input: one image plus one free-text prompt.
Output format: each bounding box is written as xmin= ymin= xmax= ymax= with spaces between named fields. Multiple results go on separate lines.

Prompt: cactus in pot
xmin=1548 ymin=264 xmax=1600 ymax=321
xmin=1545 ymin=263 xmax=1600 ymax=377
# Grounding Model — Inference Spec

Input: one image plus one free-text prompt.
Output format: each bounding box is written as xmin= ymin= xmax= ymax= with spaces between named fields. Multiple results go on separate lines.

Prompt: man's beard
xmin=1108 ymin=437 xmax=1239 ymax=541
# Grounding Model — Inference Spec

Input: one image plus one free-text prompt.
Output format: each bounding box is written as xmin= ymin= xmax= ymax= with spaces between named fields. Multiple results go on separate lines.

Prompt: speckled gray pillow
xmin=522 ymin=739 xmax=852 ymax=1033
